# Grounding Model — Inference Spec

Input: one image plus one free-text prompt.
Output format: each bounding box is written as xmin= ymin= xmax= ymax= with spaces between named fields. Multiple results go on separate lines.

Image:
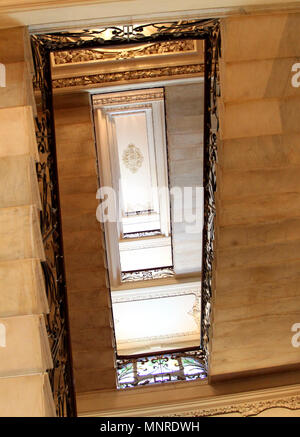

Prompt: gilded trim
xmin=52 ymin=64 xmax=205 ymax=89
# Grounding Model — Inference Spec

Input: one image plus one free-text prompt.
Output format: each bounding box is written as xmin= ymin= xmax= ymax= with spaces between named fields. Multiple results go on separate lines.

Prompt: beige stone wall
xmin=165 ymin=82 xmax=204 ymax=275
xmin=54 ymin=97 xmax=116 ymax=393
xmin=0 ymin=27 xmax=55 ymax=416
xmin=210 ymin=12 xmax=300 ymax=378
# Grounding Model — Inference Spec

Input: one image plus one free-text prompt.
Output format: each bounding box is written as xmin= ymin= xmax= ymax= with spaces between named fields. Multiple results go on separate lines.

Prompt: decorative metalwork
xmin=34 ymin=20 xmax=218 ymax=51
xmin=53 ymin=40 xmax=196 ymax=65
xmin=122 ymin=267 xmax=174 ymax=282
xmin=123 ymin=230 xmax=161 ymax=239
xmin=93 ymin=89 xmax=164 ymax=106
xmin=31 ymin=17 xmax=220 ymax=392
xmin=201 ymin=22 xmax=221 ymax=368
xmin=117 ymin=350 xmax=206 ymax=389
xmin=53 ymin=64 xmax=205 ymax=89
xmin=31 ymin=37 xmax=77 ymax=417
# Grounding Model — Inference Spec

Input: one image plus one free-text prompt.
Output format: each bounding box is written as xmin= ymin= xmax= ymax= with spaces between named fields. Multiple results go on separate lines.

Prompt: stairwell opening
xmin=31 ymin=18 xmax=220 ymax=397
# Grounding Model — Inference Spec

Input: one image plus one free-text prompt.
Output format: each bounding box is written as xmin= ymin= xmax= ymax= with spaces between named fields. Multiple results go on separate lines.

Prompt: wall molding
xmin=52 ymin=40 xmax=196 ymax=65
xmin=52 ymin=64 xmax=205 ymax=89
xmin=27 ymin=2 xmax=300 ymax=34
xmin=79 ymin=383 xmax=300 ymax=417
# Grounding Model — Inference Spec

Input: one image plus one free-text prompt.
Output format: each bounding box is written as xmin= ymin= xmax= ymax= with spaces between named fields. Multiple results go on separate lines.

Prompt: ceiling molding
xmin=111 ymin=280 xmax=201 ymax=302
xmin=93 ymin=88 xmax=164 ymax=107
xmin=52 ymin=64 xmax=205 ymax=90
xmin=0 ymin=0 xmax=121 ymax=14
xmin=52 ymin=40 xmax=196 ymax=66
xmin=25 ymin=2 xmax=300 ymax=34
xmin=78 ymin=383 xmax=300 ymax=417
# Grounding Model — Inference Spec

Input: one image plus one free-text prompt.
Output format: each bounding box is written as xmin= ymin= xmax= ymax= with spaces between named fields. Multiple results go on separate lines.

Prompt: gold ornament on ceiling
xmin=122 ymin=144 xmax=144 ymax=174
xmin=53 ymin=40 xmax=196 ymax=65
xmin=52 ymin=64 xmax=205 ymax=89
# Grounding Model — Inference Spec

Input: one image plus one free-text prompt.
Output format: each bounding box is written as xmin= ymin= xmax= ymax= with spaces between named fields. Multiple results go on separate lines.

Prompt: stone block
xmin=0 ymin=258 xmax=48 ymax=317
xmin=220 ymin=134 xmax=300 ymax=170
xmin=57 ymin=157 xmax=96 ymax=178
xmin=167 ymin=132 xmax=203 ymax=150
xmin=0 ymin=205 xmax=45 ymax=262
xmin=63 ymin=229 xmax=103 ymax=254
xmin=219 ymin=99 xmax=282 ymax=140
xmin=0 ymin=106 xmax=38 ymax=160
xmin=59 ymin=175 xmax=97 ymax=196
xmin=218 ymin=217 xmax=300 ymax=249
xmin=210 ymin=312 xmax=300 ymax=376
xmin=55 ymin=122 xmax=95 ymax=160
xmin=221 ymin=57 xmax=300 ymax=103
xmin=72 ymin=347 xmax=115 ymax=371
xmin=165 ymin=82 xmax=204 ymax=116
xmin=0 ymin=27 xmax=28 ymax=64
xmin=0 ymin=373 xmax=55 ymax=417
xmin=60 ymin=192 xmax=98 ymax=217
xmin=215 ymin=259 xmax=300 ymax=293
xmin=66 ymin=267 xmax=107 ymax=292
xmin=0 ymin=155 xmax=41 ymax=209
xmin=217 ymin=239 xmax=300 ymax=271
xmin=69 ymin=306 xmax=112 ymax=331
xmin=220 ymin=166 xmax=300 ymax=199
xmin=70 ymin=327 xmax=114 ymax=351
xmin=166 ymin=114 xmax=204 ymax=134
xmin=68 ymin=288 xmax=110 ymax=311
xmin=222 ymin=14 xmax=300 ymax=62
xmin=75 ymin=368 xmax=116 ymax=393
xmin=0 ymin=314 xmax=52 ymax=376
xmin=0 ymin=61 xmax=36 ymax=112
xmin=218 ymin=192 xmax=300 ymax=226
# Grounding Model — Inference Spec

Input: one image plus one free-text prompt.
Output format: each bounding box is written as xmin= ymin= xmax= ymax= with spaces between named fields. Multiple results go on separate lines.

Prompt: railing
xmin=30 ymin=18 xmax=220 ymax=396
xmin=31 ymin=37 xmax=77 ymax=417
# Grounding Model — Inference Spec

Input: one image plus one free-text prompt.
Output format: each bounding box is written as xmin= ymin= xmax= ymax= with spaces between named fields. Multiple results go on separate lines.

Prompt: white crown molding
xmin=111 ymin=280 xmax=201 ymax=303
xmin=93 ymin=88 xmax=164 ymax=107
xmin=89 ymin=77 xmax=204 ymax=93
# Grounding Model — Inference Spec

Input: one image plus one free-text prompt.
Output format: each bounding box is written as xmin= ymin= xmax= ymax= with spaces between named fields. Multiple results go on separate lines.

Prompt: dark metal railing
xmin=30 ymin=18 xmax=220 ymax=395
xmin=31 ymin=38 xmax=77 ymax=417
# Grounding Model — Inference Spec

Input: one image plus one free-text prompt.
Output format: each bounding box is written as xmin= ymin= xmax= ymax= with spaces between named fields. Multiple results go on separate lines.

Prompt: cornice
xmin=117 ymin=330 xmax=200 ymax=345
xmin=94 ymin=89 xmax=164 ymax=106
xmin=79 ymin=383 xmax=300 ymax=417
xmin=52 ymin=40 xmax=196 ymax=65
xmin=52 ymin=64 xmax=205 ymax=89
xmin=166 ymin=395 xmax=300 ymax=417
xmin=26 ymin=2 xmax=300 ymax=35
xmin=0 ymin=0 xmax=119 ymax=14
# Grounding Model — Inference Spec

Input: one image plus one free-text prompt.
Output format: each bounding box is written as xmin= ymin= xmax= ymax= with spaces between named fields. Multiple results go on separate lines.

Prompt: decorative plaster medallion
xmin=122 ymin=144 xmax=144 ymax=174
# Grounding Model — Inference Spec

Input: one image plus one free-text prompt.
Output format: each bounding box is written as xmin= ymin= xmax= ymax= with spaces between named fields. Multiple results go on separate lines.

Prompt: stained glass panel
xmin=117 ymin=350 xmax=206 ymax=389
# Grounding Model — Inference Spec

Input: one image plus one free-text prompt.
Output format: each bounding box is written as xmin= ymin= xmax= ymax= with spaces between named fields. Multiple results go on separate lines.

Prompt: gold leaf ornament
xmin=122 ymin=144 xmax=144 ymax=173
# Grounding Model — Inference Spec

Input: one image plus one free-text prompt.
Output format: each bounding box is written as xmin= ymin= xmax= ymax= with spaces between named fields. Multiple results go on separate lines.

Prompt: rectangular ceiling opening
xmin=93 ymin=88 xmax=173 ymax=278
xmin=92 ymin=72 xmax=207 ymax=387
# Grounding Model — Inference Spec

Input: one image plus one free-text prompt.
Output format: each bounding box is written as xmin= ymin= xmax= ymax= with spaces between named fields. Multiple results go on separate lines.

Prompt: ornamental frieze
xmin=53 ymin=40 xmax=196 ymax=65
xmin=52 ymin=63 xmax=205 ymax=89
